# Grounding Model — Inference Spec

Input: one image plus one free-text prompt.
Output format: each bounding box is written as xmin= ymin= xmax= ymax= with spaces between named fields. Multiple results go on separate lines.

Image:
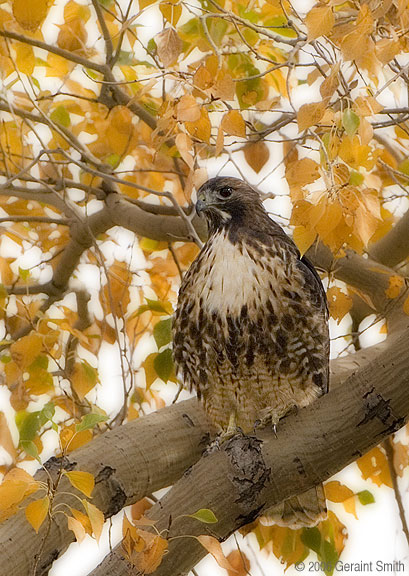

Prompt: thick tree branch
xmin=90 ymin=327 xmax=409 ymax=576
xmin=0 ymin=400 xmax=214 ymax=576
xmin=369 ymin=208 xmax=409 ymax=267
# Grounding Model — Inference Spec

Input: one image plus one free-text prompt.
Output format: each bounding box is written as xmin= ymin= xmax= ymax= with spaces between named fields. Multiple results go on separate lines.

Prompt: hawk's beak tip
xmin=195 ymin=198 xmax=206 ymax=216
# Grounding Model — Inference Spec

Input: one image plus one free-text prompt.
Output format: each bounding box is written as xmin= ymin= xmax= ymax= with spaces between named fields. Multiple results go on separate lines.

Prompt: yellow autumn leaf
xmin=82 ymin=500 xmax=104 ymax=542
xmin=324 ymin=480 xmax=354 ymax=503
xmin=71 ymin=361 xmax=99 ymax=400
xmin=67 ymin=515 xmax=87 ymax=543
xmin=292 ymin=226 xmax=317 ymax=256
xmin=25 ymin=496 xmax=50 ymax=533
xmin=305 ymin=5 xmax=335 ymax=41
xmin=122 ymin=514 xmax=168 ymax=574
xmin=159 ymin=1 xmax=182 ymax=26
xmin=385 ymin=275 xmax=404 ymax=299
xmin=326 ymin=287 xmax=352 ymax=323
xmin=320 ymin=62 xmax=341 ymax=100
xmin=286 ymin=158 xmax=320 ymax=193
xmin=197 ymin=535 xmax=235 ymax=571
xmin=10 ymin=332 xmax=43 ymax=369
xmin=175 ymin=133 xmax=194 ymax=170
xmin=357 ymin=447 xmax=392 ymax=488
xmin=65 ymin=470 xmax=95 ymax=498
xmin=12 ymin=0 xmax=49 ymax=31
xmin=0 ymin=468 xmax=40 ymax=516
xmin=297 ymin=101 xmax=326 ymax=131
xmin=0 ymin=412 xmax=16 ymax=461
xmin=14 ymin=44 xmax=35 ymax=76
xmin=185 ymin=108 xmax=211 ymax=143
xmin=176 ymin=95 xmax=201 ymax=123
xmin=221 ymin=110 xmax=246 ymax=138
xmin=244 ymin=141 xmax=270 ymax=173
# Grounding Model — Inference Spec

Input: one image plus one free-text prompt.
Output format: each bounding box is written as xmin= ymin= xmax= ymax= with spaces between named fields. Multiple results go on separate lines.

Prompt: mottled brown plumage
xmin=173 ymin=177 xmax=329 ymax=527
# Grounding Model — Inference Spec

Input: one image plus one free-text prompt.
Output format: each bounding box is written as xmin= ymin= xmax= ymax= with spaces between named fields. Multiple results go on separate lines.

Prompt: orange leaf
xmin=244 ymin=141 xmax=270 ymax=173
xmin=71 ymin=361 xmax=99 ymax=400
xmin=10 ymin=333 xmax=43 ymax=369
xmin=221 ymin=110 xmax=246 ymax=138
xmin=197 ymin=535 xmax=236 ymax=572
xmin=12 ymin=0 xmax=49 ymax=30
xmin=357 ymin=447 xmax=392 ymax=488
xmin=65 ymin=471 xmax=95 ymax=498
xmin=324 ymin=481 xmax=354 ymax=503
xmin=185 ymin=108 xmax=211 ymax=143
xmin=385 ymin=275 xmax=404 ymax=299
xmin=25 ymin=496 xmax=49 ymax=533
xmin=326 ymin=287 xmax=352 ymax=324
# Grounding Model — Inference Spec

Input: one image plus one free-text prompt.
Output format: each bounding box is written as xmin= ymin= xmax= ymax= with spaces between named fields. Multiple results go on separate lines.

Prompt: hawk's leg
xmin=254 ymin=404 xmax=299 ymax=436
xmin=206 ymin=412 xmax=243 ymax=452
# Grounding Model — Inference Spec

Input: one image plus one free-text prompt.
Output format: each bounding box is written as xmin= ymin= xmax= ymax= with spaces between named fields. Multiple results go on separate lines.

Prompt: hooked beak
xmin=195 ymin=197 xmax=206 ymax=216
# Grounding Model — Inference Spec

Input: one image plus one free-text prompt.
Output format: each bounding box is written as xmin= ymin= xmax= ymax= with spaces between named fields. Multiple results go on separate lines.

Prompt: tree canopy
xmin=1 ymin=0 xmax=409 ymax=575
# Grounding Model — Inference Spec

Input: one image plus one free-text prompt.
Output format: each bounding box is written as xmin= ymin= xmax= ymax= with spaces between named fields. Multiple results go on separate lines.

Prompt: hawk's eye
xmin=219 ymin=187 xmax=233 ymax=199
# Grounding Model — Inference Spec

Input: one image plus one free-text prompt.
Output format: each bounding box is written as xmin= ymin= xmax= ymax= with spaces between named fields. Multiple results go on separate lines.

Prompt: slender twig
xmin=383 ymin=437 xmax=409 ymax=547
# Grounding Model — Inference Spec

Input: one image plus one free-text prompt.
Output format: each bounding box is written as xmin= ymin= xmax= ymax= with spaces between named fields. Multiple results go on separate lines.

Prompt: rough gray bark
xmin=0 ymin=400 xmax=214 ymax=576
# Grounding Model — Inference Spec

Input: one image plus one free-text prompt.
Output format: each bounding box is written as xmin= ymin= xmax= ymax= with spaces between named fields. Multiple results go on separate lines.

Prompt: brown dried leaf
xmin=244 ymin=141 xmax=270 ymax=173
xmin=156 ymin=28 xmax=183 ymax=67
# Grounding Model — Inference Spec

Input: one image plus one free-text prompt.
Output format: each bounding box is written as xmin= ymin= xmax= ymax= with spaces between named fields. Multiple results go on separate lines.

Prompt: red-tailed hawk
xmin=173 ymin=177 xmax=329 ymax=527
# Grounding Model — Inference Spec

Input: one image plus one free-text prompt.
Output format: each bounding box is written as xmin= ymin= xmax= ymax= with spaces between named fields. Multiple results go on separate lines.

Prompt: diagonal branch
xmin=0 ymin=29 xmax=107 ymax=74
xmin=89 ymin=325 xmax=409 ymax=576
xmin=0 ymin=400 xmax=214 ymax=576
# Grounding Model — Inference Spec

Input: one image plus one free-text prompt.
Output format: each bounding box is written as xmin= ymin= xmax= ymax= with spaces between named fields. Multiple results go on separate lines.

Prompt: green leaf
xmin=188 ymin=508 xmax=218 ymax=523
xmin=349 ymin=170 xmax=364 ymax=186
xmin=398 ymin=158 xmax=409 ymax=177
xmin=21 ymin=440 xmax=40 ymax=461
xmin=154 ymin=348 xmax=174 ymax=382
xmin=106 ymin=153 xmax=121 ymax=168
xmin=19 ymin=267 xmax=30 ymax=281
xmin=117 ymin=51 xmax=136 ymax=65
xmin=17 ymin=411 xmax=41 ymax=443
xmin=137 ymin=298 xmax=173 ymax=315
xmin=153 ymin=318 xmax=172 ymax=349
xmin=342 ymin=109 xmax=360 ymax=137
xmin=40 ymin=401 xmax=55 ymax=423
xmin=50 ymin=105 xmax=70 ymax=128
xmin=29 ymin=354 xmax=49 ymax=371
xmin=320 ymin=540 xmax=339 ymax=576
xmin=76 ymin=413 xmax=108 ymax=432
xmin=301 ymin=527 xmax=321 ymax=554
xmin=357 ymin=490 xmax=375 ymax=505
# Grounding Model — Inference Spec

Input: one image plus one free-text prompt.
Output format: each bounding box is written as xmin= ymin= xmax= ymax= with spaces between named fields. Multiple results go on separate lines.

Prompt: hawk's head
xmin=196 ymin=177 xmax=265 ymax=231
